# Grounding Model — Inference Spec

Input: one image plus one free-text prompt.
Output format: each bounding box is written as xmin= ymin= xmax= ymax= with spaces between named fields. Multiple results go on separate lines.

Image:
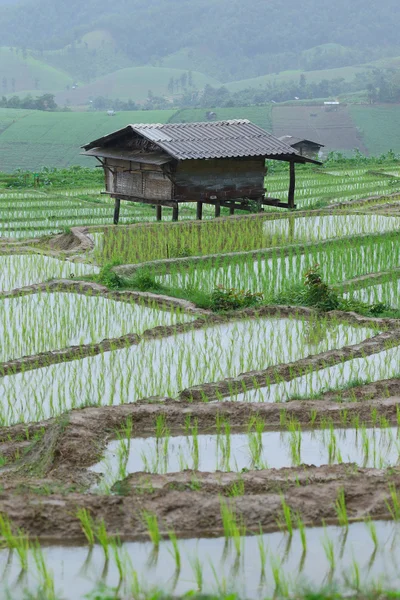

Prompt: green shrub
xmin=303 ymin=264 xmax=340 ymax=311
xmin=129 ymin=269 xmax=163 ymax=292
xmin=96 ymin=263 xmax=123 ymax=289
xmin=210 ymin=285 xmax=263 ymax=311
xmin=274 ymin=264 xmax=340 ymax=311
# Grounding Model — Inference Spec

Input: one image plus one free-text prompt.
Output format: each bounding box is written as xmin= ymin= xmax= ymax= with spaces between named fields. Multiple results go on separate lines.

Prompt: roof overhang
xmin=81 ymin=147 xmax=172 ymax=165
xmin=266 ymin=153 xmax=322 ymax=166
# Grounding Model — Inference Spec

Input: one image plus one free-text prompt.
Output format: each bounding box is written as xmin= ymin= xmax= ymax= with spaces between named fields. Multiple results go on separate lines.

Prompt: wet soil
xmin=0 ymin=463 xmax=397 ymax=542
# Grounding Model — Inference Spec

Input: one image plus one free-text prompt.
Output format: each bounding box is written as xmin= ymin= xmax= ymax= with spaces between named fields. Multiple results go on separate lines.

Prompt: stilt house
xmin=81 ymin=119 xmax=321 ymax=223
xmin=278 ymin=135 xmax=324 ymax=161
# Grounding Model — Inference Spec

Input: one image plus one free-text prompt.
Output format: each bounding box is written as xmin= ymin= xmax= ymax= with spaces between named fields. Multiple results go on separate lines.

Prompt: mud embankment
xmin=0 ymin=464 xmax=398 ymax=541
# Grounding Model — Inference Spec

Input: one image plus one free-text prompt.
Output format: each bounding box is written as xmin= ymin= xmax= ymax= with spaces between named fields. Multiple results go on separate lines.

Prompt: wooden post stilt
xmin=230 ymin=204 xmax=235 ymax=215
xmin=288 ymin=160 xmax=296 ymax=209
xmin=113 ymin=198 xmax=121 ymax=224
xmin=156 ymin=205 xmax=162 ymax=221
xmin=215 ymin=202 xmax=221 ymax=217
xmin=196 ymin=201 xmax=203 ymax=220
xmin=172 ymin=205 xmax=179 ymax=221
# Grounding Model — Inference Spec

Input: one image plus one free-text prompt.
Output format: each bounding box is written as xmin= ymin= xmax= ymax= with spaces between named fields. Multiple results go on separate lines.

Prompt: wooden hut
xmin=278 ymin=135 xmax=324 ymax=161
xmin=81 ymin=119 xmax=321 ymax=223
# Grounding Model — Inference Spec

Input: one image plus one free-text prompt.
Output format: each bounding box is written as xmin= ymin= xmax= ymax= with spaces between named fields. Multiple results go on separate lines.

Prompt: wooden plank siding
xmin=173 ymin=158 xmax=266 ymax=201
xmin=104 ymin=158 xmax=173 ymax=201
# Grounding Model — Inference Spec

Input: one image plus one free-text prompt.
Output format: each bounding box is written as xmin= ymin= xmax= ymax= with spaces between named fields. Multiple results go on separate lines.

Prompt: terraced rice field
xmin=0 ymin=161 xmax=400 ymax=599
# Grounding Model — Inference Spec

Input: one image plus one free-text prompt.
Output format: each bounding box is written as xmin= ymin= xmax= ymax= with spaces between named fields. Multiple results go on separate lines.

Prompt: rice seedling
xmin=76 ymin=508 xmax=95 ymax=546
xmin=110 ymin=537 xmax=125 ymax=583
xmin=167 ymin=530 xmax=181 ymax=572
xmin=271 ymin=555 xmax=289 ymax=597
xmin=386 ymin=483 xmax=400 ymax=520
xmin=365 ymin=516 xmax=379 ymax=549
xmin=32 ymin=542 xmax=57 ymax=600
xmin=296 ymin=513 xmax=307 ymax=554
xmin=219 ymin=497 xmax=245 ymax=555
xmin=95 ymin=520 xmax=111 ymax=561
xmin=278 ymin=496 xmax=294 ymax=536
xmin=335 ymin=489 xmax=349 ymax=528
xmin=247 ymin=415 xmax=265 ymax=468
xmin=257 ymin=527 xmax=268 ymax=580
xmin=322 ymin=529 xmax=336 ymax=576
xmin=189 ymin=555 xmax=204 ymax=592
xmin=288 ymin=420 xmax=302 ymax=466
xmin=141 ymin=510 xmax=162 ymax=548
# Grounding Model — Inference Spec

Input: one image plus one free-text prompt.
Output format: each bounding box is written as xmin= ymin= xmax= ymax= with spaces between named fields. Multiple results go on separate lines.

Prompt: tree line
xmin=0 ymin=94 xmax=60 ymax=111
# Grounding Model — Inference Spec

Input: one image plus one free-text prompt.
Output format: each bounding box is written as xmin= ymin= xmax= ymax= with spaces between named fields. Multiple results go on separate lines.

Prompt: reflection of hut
xmin=278 ymin=136 xmax=324 ymax=161
xmin=82 ymin=119 xmax=321 ymax=223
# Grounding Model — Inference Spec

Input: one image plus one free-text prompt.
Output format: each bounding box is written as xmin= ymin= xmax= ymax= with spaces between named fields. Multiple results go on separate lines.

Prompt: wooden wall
xmin=173 ymin=158 xmax=266 ymax=200
xmin=104 ymin=158 xmax=173 ymax=200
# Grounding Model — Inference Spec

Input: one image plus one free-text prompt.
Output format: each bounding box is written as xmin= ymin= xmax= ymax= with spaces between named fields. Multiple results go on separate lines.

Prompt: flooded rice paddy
xmin=263 ymin=214 xmax=400 ymax=244
xmin=0 ymin=292 xmax=193 ymax=362
xmin=91 ymin=426 xmax=400 ymax=489
xmin=0 ymin=316 xmax=374 ymax=425
xmin=0 ymin=254 xmax=97 ymax=292
xmin=0 ymin=521 xmax=399 ymax=599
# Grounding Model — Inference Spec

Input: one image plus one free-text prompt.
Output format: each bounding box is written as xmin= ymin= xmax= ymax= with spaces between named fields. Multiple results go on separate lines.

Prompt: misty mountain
xmin=0 ymin=0 xmax=399 ymax=80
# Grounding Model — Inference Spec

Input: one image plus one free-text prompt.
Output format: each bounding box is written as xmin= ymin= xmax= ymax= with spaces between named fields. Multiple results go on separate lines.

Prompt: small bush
xmin=210 ymin=285 xmax=263 ymax=311
xmin=273 ymin=264 xmax=340 ymax=312
xmin=303 ymin=264 xmax=340 ymax=311
xmin=96 ymin=263 xmax=123 ymax=289
xmin=129 ymin=269 xmax=163 ymax=292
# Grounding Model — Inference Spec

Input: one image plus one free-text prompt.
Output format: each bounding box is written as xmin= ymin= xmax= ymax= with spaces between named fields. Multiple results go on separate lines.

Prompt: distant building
xmin=278 ymin=136 xmax=324 ymax=161
xmin=82 ymin=119 xmax=321 ymax=223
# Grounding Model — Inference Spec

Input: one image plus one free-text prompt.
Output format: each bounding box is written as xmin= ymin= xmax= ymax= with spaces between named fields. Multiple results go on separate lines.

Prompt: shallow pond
xmin=0 ymin=520 xmax=399 ymax=599
xmin=91 ymin=426 xmax=400 ymax=489
xmin=263 ymin=214 xmax=400 ymax=244
xmin=230 ymin=345 xmax=400 ymax=403
xmin=0 ymin=292 xmax=194 ymax=362
xmin=0 ymin=254 xmax=97 ymax=292
xmin=0 ymin=316 xmax=374 ymax=425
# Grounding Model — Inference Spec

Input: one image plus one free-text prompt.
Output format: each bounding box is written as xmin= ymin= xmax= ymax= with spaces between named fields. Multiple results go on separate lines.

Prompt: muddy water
xmin=0 ymin=317 xmax=372 ymax=425
xmin=0 ymin=254 xmax=97 ymax=292
xmin=231 ymin=345 xmax=400 ymax=403
xmin=0 ymin=520 xmax=399 ymax=599
xmin=263 ymin=214 xmax=400 ymax=244
xmin=90 ymin=427 xmax=400 ymax=488
xmin=0 ymin=292 xmax=194 ymax=362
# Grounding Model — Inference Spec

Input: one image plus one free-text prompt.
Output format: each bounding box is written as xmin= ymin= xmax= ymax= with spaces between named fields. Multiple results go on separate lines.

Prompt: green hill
xmin=53 ymin=67 xmax=221 ymax=106
xmin=0 ymin=0 xmax=399 ymax=82
xmin=0 ymin=47 xmax=72 ymax=94
xmin=224 ymin=57 xmax=400 ymax=94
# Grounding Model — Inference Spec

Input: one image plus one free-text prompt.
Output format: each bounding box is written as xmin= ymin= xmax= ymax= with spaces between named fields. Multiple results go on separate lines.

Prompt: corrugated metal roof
xmin=81 ymin=147 xmax=172 ymax=165
xmin=279 ymin=135 xmax=324 ymax=148
xmin=82 ymin=120 xmax=322 ymax=164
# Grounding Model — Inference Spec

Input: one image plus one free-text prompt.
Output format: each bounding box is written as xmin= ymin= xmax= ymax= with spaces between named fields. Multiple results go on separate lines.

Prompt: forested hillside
xmin=0 ymin=0 xmax=399 ymax=80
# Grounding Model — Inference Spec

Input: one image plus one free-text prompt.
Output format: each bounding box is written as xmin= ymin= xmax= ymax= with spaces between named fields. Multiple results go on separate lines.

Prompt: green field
xmin=0 ymin=103 xmax=400 ymax=172
xmin=0 ymin=108 xmax=176 ymax=171
xmin=350 ymin=105 xmax=400 ymax=155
